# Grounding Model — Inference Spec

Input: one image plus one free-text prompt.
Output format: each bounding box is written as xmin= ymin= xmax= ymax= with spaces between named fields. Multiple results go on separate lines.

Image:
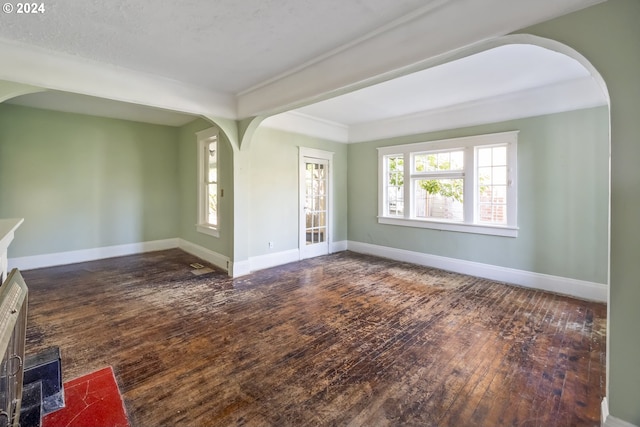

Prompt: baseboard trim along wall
xmin=347 ymin=241 xmax=608 ymax=303
xmin=601 ymin=398 xmax=639 ymax=427
xmin=176 ymin=239 xmax=230 ymax=274
xmin=249 ymin=249 xmax=300 ymax=273
xmin=9 ymin=238 xmax=607 ymax=303
xmin=9 ymin=238 xmax=179 ymax=271
xmin=245 ymin=241 xmax=348 ymax=276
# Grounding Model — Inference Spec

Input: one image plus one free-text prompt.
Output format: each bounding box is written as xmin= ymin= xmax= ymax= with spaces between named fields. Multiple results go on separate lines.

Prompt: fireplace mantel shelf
xmin=0 ymin=218 xmax=24 ymax=281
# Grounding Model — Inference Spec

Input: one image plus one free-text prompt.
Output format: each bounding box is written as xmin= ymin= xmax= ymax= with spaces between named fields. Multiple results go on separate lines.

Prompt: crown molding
xmin=0 ymin=39 xmax=236 ymax=119
xmin=260 ymin=77 xmax=607 ymax=143
xmin=349 ymin=76 xmax=607 ymax=143
xmin=236 ymin=0 xmax=605 ymax=118
xmin=260 ymin=111 xmax=349 ymax=142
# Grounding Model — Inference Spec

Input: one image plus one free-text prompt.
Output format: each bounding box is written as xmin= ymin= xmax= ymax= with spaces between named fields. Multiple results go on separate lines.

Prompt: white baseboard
xmin=347 ymin=241 xmax=607 ymax=302
xmin=331 ymin=240 xmax=348 ymax=253
xmin=249 ymin=249 xmax=300 ymax=272
xmin=602 ymin=398 xmax=639 ymax=427
xmin=177 ymin=239 xmax=230 ymax=274
xmin=231 ymin=260 xmax=251 ymax=277
xmin=9 ymin=238 xmax=179 ymax=271
xmin=13 ymin=238 xmax=599 ymax=303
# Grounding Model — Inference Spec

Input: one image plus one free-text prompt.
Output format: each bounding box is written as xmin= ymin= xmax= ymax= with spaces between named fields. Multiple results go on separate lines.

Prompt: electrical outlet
xmin=268 ymin=241 xmax=274 ymax=249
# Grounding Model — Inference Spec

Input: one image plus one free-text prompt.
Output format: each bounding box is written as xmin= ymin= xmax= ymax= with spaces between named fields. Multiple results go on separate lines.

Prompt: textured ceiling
xmin=0 ymin=0 xmax=606 ymax=135
xmin=0 ymin=0 xmax=427 ymax=93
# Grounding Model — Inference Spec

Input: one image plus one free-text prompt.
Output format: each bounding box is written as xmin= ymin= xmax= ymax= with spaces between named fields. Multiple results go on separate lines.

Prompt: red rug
xmin=42 ymin=366 xmax=129 ymax=427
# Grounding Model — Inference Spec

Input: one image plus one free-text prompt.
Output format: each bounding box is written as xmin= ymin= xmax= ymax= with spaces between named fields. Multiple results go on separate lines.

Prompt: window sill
xmin=196 ymin=224 xmax=220 ymax=238
xmin=378 ymin=216 xmax=518 ymax=237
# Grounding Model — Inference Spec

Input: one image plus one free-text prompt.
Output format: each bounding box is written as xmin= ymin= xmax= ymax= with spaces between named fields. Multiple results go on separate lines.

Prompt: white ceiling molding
xmin=264 ymin=76 xmax=607 ymax=144
xmin=236 ymin=0 xmax=605 ymax=118
xmin=0 ymin=39 xmax=236 ymax=119
xmin=6 ymin=90 xmax=197 ymax=127
xmin=0 ymin=80 xmax=46 ymax=103
xmin=260 ymin=112 xmax=349 ymax=143
xmin=348 ymin=76 xmax=608 ymax=143
xmin=0 ymin=0 xmax=606 ymax=132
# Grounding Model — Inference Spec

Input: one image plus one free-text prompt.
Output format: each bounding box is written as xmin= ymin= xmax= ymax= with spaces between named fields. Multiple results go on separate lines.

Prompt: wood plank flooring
xmin=22 ymin=249 xmax=606 ymax=426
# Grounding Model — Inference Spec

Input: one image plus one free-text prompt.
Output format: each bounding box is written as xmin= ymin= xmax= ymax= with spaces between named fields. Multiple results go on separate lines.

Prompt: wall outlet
xmin=268 ymin=241 xmax=274 ymax=249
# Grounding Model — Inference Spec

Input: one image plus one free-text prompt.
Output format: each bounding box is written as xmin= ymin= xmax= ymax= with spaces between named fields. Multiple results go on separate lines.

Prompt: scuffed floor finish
xmin=24 ymin=250 xmax=606 ymax=427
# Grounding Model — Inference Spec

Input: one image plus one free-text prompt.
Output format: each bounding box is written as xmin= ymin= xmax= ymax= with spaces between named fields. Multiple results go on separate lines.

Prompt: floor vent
xmin=190 ymin=263 xmax=213 ymax=276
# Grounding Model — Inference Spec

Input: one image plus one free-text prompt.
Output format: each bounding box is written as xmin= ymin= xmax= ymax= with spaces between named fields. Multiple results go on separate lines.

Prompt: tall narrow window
xmin=477 ymin=145 xmax=508 ymax=225
xmin=384 ymin=155 xmax=404 ymax=216
xmin=196 ymin=127 xmax=219 ymax=237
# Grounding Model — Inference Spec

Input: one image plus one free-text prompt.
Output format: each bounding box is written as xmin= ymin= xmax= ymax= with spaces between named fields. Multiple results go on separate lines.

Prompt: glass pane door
xmin=301 ymin=156 xmax=329 ymax=259
xmin=305 ymin=160 xmax=327 ymax=245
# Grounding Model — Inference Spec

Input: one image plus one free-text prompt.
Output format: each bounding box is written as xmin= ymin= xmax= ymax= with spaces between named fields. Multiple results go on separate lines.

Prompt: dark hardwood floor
xmin=22 ymin=249 xmax=606 ymax=426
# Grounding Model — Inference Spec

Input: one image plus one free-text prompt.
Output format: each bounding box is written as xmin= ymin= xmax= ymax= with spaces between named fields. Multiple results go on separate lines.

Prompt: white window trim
xmin=196 ymin=127 xmax=220 ymax=238
xmin=377 ymin=131 xmax=519 ymax=237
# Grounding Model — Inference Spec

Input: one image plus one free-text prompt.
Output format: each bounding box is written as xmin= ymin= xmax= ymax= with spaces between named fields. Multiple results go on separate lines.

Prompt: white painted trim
xmin=347 ymin=241 xmax=607 ymax=302
xmin=299 ymin=147 xmax=334 ymax=260
xmin=9 ymin=238 xmax=179 ymax=271
xmin=237 ymin=0 xmax=604 ymax=117
xmin=176 ymin=239 xmax=230 ymax=274
xmin=261 ymin=111 xmax=349 ymax=143
xmin=601 ymin=398 xmax=639 ymax=427
xmin=249 ymin=249 xmax=300 ymax=272
xmin=257 ymin=77 xmax=606 ymax=144
xmin=378 ymin=217 xmax=518 ymax=237
xmin=0 ymin=39 xmax=235 ymax=119
xmin=247 ymin=241 xmax=349 ymax=273
xmin=195 ymin=224 xmax=220 ymax=238
xmin=231 ymin=260 xmax=251 ymax=278
xmin=378 ymin=131 xmax=518 ymax=235
xmin=349 ymin=77 xmax=607 ymax=143
xmin=196 ymin=127 xmax=220 ymax=236
xmin=331 ymin=240 xmax=348 ymax=253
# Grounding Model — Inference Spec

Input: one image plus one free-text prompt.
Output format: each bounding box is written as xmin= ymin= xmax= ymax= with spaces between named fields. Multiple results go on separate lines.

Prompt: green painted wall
xmin=348 ymin=107 xmax=609 ymax=284
xmin=0 ymin=103 xmax=180 ymax=257
xmin=177 ymin=117 xmax=233 ymax=257
xmin=249 ymin=126 xmax=348 ymax=257
xmin=523 ymin=0 xmax=640 ymax=423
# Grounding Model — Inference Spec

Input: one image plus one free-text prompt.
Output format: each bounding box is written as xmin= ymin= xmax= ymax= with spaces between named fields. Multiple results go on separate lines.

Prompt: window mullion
xmin=464 ymin=146 xmax=474 ymax=223
xmin=403 ymin=153 xmax=411 ymax=219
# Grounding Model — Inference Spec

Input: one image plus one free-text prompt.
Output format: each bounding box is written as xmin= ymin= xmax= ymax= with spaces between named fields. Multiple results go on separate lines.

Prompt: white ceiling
xmin=0 ymin=0 xmax=607 ymax=141
xmin=292 ymin=44 xmax=596 ymax=125
xmin=0 ymin=0 xmax=432 ymax=94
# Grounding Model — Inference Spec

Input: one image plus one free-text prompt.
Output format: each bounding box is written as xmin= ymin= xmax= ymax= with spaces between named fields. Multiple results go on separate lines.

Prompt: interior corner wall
xmin=0 ymin=103 xmax=180 ymax=258
xmin=176 ymin=117 xmax=233 ymax=258
xmin=248 ymin=126 xmax=348 ymax=258
xmin=347 ymin=106 xmax=609 ymax=285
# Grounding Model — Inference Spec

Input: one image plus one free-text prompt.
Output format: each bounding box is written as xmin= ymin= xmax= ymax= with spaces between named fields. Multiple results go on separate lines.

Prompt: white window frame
xmin=196 ymin=127 xmax=220 ymax=238
xmin=378 ymin=131 xmax=518 ymax=237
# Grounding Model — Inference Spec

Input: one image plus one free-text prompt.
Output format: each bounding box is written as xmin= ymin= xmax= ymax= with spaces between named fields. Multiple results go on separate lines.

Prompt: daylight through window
xmin=378 ymin=131 xmax=518 ymax=237
xmin=196 ymin=127 xmax=220 ymax=237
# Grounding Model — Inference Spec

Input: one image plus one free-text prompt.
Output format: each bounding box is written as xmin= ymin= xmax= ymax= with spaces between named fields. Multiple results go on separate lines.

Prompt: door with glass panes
xmin=300 ymin=156 xmax=330 ymax=259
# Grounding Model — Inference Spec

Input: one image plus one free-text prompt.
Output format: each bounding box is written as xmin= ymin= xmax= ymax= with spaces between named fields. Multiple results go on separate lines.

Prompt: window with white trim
xmin=196 ymin=127 xmax=219 ymax=237
xmin=378 ymin=131 xmax=518 ymax=237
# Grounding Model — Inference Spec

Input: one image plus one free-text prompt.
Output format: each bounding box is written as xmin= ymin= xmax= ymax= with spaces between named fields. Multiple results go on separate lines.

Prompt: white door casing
xmin=299 ymin=147 xmax=334 ymax=259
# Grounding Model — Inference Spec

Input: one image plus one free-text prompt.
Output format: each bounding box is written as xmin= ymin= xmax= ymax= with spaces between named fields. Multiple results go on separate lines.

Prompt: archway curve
xmin=239 ymin=31 xmax=613 ymax=396
xmin=0 ymin=80 xmax=47 ymax=104
xmin=242 ymin=34 xmax=610 ymax=150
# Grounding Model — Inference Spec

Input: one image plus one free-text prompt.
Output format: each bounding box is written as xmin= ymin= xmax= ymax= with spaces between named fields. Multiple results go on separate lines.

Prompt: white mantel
xmin=0 ymin=218 xmax=23 ymax=282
